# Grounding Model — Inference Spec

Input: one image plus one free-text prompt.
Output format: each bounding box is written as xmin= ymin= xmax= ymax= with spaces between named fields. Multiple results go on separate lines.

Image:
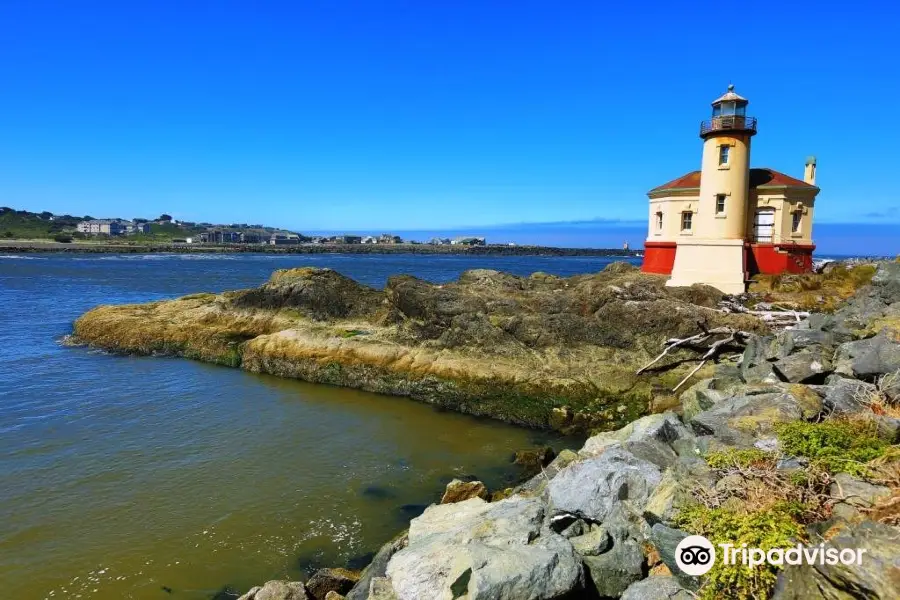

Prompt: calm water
xmin=0 ymin=253 xmax=636 ymax=600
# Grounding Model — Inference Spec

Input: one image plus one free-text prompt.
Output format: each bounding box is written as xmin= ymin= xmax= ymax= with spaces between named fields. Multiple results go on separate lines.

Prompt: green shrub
xmin=53 ymin=233 xmax=73 ymax=243
xmin=775 ymin=420 xmax=888 ymax=477
xmin=675 ymin=502 xmax=807 ymax=600
xmin=705 ymin=448 xmax=774 ymax=469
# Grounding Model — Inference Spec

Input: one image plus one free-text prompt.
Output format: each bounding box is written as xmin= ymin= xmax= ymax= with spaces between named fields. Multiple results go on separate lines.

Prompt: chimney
xmin=804 ymin=156 xmax=817 ymax=185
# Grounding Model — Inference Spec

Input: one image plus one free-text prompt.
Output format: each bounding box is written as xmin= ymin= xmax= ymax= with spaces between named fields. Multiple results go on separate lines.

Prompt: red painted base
xmin=642 ymin=241 xmax=814 ymax=277
xmin=746 ymin=243 xmax=815 ymax=275
xmin=642 ymin=241 xmax=677 ymax=274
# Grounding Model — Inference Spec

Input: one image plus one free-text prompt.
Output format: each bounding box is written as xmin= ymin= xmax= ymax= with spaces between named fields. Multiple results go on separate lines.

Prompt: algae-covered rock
xmin=73 ymin=266 xmax=764 ymax=433
xmin=234 ymin=268 xmax=383 ymax=320
xmin=306 ymin=568 xmax=359 ymax=600
xmin=440 ymin=479 xmax=488 ymax=504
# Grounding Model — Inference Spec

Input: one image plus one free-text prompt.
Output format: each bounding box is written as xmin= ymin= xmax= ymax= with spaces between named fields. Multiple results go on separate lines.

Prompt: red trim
xmin=746 ymin=242 xmax=815 ymax=275
xmin=642 ymin=241 xmax=677 ymax=275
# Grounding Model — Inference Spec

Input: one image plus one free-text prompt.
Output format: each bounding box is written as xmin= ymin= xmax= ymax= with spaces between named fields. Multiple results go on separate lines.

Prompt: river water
xmin=0 ymin=253 xmax=638 ymax=599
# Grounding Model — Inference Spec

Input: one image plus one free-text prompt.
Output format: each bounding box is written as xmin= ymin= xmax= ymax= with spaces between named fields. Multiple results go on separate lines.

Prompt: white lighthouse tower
xmin=666 ymin=85 xmax=757 ymax=294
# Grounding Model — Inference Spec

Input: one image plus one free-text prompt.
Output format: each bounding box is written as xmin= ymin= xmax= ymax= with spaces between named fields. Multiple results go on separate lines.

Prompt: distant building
xmin=269 ymin=233 xmax=301 ymax=245
xmin=450 ymin=236 xmax=486 ymax=246
xmin=623 ymin=241 xmax=630 ymax=251
xmin=429 ymin=237 xmax=452 ymax=245
xmin=240 ymin=232 xmax=261 ymax=244
xmin=361 ymin=236 xmax=377 ymax=244
xmin=378 ymin=234 xmax=403 ymax=244
xmin=77 ymin=219 xmax=127 ymax=236
xmin=334 ymin=235 xmax=362 ymax=244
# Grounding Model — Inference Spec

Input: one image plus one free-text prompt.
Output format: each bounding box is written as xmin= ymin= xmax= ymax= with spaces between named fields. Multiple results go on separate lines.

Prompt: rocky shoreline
xmin=1 ymin=240 xmax=641 ymax=257
xmin=231 ymin=261 xmax=900 ymax=600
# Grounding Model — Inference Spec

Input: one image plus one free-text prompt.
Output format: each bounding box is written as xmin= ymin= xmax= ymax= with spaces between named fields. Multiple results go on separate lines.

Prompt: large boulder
xmin=689 ymin=384 xmax=822 ymax=447
xmin=820 ymin=375 xmax=877 ymax=415
xmin=582 ymin=525 xmax=645 ymax=597
xmin=384 ymin=497 xmax=584 ymax=600
xmin=773 ymin=521 xmax=900 ymax=599
xmin=834 ymin=330 xmax=900 ymax=379
xmin=740 ymin=335 xmax=780 ymax=383
xmin=772 ymin=349 xmax=833 ymax=383
xmin=549 ymin=446 xmax=663 ymax=522
xmin=238 ymin=581 xmax=309 ymax=600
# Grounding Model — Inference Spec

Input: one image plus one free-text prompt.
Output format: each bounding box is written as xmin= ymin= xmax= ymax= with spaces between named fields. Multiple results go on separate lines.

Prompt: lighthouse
xmin=641 ymin=86 xmax=819 ymax=294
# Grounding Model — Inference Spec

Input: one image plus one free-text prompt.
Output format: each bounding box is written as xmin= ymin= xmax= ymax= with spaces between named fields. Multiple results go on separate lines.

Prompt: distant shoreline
xmin=0 ymin=240 xmax=642 ymax=257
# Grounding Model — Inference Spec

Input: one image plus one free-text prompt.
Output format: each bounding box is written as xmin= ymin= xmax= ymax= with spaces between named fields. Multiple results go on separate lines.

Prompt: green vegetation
xmin=749 ymin=264 xmax=878 ymax=312
xmin=0 ymin=207 xmax=83 ymax=239
xmin=775 ymin=419 xmax=889 ymax=477
xmin=705 ymin=448 xmax=773 ymax=469
xmin=675 ymin=502 xmax=807 ymax=600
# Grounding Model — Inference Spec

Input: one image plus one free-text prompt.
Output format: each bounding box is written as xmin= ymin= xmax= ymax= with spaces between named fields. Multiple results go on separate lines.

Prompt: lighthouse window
xmin=719 ymin=145 xmax=730 ymax=165
xmin=715 ymin=194 xmax=726 ymax=214
xmin=681 ymin=211 xmax=693 ymax=231
xmin=792 ymin=211 xmax=802 ymax=233
xmin=656 ymin=211 xmax=663 ymax=230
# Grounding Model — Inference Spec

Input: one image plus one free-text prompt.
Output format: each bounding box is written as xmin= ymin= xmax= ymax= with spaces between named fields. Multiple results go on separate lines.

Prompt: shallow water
xmin=0 ymin=253 xmax=638 ymax=599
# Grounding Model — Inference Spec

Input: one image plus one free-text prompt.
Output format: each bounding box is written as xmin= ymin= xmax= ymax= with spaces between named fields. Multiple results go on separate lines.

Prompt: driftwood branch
xmin=637 ymin=325 xmax=752 ymax=392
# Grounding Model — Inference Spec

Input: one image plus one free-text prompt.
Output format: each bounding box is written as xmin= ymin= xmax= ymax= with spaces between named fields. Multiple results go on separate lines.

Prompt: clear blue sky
xmin=1 ymin=1 xmax=898 ymax=236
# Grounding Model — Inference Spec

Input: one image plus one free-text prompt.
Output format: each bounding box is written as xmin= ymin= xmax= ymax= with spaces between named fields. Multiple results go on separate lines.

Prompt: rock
xmin=233 ymin=268 xmax=383 ymax=320
xmin=440 ymin=479 xmax=488 ymax=504
xmin=238 ymin=581 xmax=309 ymax=600
xmin=680 ymin=379 xmax=737 ymax=422
xmin=820 ymin=375 xmax=877 ymax=415
xmin=643 ymin=470 xmax=692 ymax=524
xmin=581 ymin=412 xmax=694 ymax=457
xmin=773 ymin=329 xmax=835 ymax=358
xmin=385 ymin=497 xmax=584 ymax=600
xmin=829 ymin=472 xmax=892 ymax=509
xmin=346 ymin=533 xmax=408 ymax=600
xmin=604 ymin=261 xmax=637 ymax=274
xmin=582 ymin=527 xmax=645 ymax=597
xmin=323 ymin=593 xmax=345 ymax=600
xmin=306 ymin=569 xmax=359 ymax=600
xmin=513 ymin=446 xmax=556 ymax=477
xmin=569 ymin=524 xmax=612 ymax=556
xmin=548 ymin=446 xmax=663 ymax=522
xmin=740 ymin=334 xmax=779 ymax=382
xmin=773 ymin=521 xmax=900 ymax=599
xmin=875 ymin=415 xmax=900 ymax=443
xmin=649 ymin=524 xmax=699 ymax=590
xmin=620 ymin=576 xmax=694 ymax=600
xmin=772 ymin=349 xmax=833 ymax=383
xmin=834 ymin=331 xmax=900 ymax=379
xmin=689 ymin=384 xmax=822 ymax=447
xmin=365 ymin=578 xmax=397 ymax=600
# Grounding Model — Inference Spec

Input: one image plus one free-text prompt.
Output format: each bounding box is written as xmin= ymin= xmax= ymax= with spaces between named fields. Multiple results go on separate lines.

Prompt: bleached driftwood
xmin=636 ymin=324 xmax=752 ymax=392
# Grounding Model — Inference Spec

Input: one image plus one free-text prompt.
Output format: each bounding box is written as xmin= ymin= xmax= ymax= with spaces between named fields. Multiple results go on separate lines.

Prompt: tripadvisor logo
xmin=674 ymin=535 xmax=868 ymax=576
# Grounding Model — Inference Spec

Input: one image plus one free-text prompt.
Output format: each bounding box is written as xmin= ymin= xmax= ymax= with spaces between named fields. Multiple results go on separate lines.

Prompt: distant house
xmin=450 ymin=236 xmax=486 ymax=246
xmin=77 ymin=219 xmax=128 ymax=236
xmin=128 ymin=222 xmax=151 ymax=234
xmin=378 ymin=234 xmax=403 ymax=244
xmin=240 ymin=232 xmax=261 ymax=244
xmin=429 ymin=237 xmax=451 ymax=245
xmin=269 ymin=233 xmax=301 ymax=245
xmin=334 ymin=235 xmax=362 ymax=244
xmin=361 ymin=236 xmax=377 ymax=244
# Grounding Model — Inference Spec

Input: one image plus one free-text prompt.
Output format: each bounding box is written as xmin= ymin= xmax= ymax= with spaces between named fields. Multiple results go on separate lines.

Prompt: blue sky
xmin=1 ymin=1 xmax=898 ymax=247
